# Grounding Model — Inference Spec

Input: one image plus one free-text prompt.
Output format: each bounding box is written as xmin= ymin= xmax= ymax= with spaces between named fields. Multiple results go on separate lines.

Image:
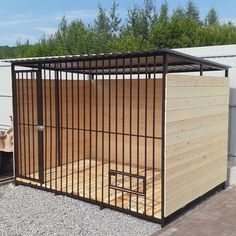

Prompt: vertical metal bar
xmin=136 ymin=56 xmax=140 ymax=213
xmin=129 ymin=57 xmax=132 ymax=210
xmin=144 ymin=56 xmax=148 ymax=215
xmin=55 ymin=70 xmax=60 ymax=192
xmin=122 ymin=58 xmax=125 ymax=209
xmin=115 ymin=58 xmax=118 ymax=206
xmin=152 ymin=56 xmax=157 ymax=218
xmin=77 ymin=61 xmax=80 ymax=196
xmin=225 ymin=69 xmax=229 ymax=78
xmin=31 ymin=72 xmax=36 ymax=179
xmin=83 ymin=60 xmax=86 ymax=198
xmin=101 ymin=58 xmax=105 ymax=206
xmin=108 ymin=59 xmax=111 ymax=205
xmin=89 ymin=60 xmax=92 ymax=199
xmin=36 ymin=65 xmax=44 ymax=184
xmin=43 ymin=67 xmax=47 ymax=187
xmin=49 ymin=67 xmax=53 ymax=190
xmin=71 ymin=63 xmax=74 ymax=194
xmin=200 ymin=64 xmax=203 ymax=76
xmin=17 ymin=72 xmax=23 ymax=177
xmin=11 ymin=65 xmax=19 ymax=177
xmin=26 ymin=72 xmax=31 ymax=177
xmin=21 ymin=72 xmax=26 ymax=177
xmin=59 ymin=63 xmax=63 ymax=192
xmin=95 ymin=60 xmax=98 ymax=201
xmin=161 ymin=54 xmax=168 ymax=226
xmin=65 ymin=62 xmax=69 ymax=194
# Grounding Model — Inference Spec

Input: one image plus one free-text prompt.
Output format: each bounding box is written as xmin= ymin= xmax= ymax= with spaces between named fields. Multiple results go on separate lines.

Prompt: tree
xmin=94 ymin=5 xmax=110 ymax=36
xmin=108 ymin=1 xmax=122 ymax=38
xmin=144 ymin=0 xmax=158 ymax=30
xmin=186 ymin=0 xmax=201 ymax=24
xmin=127 ymin=6 xmax=147 ymax=37
xmin=205 ymin=8 xmax=219 ymax=26
xmin=159 ymin=1 xmax=168 ymax=24
xmin=126 ymin=0 xmax=157 ymax=39
xmin=53 ymin=16 xmax=70 ymax=55
xmin=92 ymin=5 xmax=110 ymax=52
xmin=2 ymin=0 xmax=236 ymax=59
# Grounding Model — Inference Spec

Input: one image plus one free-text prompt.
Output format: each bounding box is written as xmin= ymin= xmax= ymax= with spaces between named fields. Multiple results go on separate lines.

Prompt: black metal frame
xmin=11 ymin=49 xmax=229 ymax=227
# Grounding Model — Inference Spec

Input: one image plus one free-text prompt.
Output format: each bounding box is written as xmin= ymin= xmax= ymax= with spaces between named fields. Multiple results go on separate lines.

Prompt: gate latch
xmin=37 ymin=125 xmax=45 ymax=132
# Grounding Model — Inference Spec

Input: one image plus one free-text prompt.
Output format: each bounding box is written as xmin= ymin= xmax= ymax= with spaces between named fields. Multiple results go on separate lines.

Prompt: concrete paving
xmin=153 ymin=186 xmax=236 ymax=236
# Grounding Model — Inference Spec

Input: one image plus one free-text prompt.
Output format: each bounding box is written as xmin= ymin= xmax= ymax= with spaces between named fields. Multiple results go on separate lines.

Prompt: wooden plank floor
xmin=16 ymin=160 xmax=161 ymax=218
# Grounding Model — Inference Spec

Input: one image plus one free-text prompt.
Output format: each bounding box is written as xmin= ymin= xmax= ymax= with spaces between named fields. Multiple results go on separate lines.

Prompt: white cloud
xmin=0 ymin=16 xmax=30 ymax=27
xmin=0 ymin=33 xmax=38 ymax=45
xmin=221 ymin=18 xmax=236 ymax=25
xmin=54 ymin=9 xmax=98 ymax=22
xmin=0 ymin=7 xmax=126 ymax=45
xmin=36 ymin=27 xmax=57 ymax=35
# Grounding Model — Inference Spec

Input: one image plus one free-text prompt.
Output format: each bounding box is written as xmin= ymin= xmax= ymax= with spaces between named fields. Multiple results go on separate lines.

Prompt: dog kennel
xmin=11 ymin=49 xmax=229 ymax=226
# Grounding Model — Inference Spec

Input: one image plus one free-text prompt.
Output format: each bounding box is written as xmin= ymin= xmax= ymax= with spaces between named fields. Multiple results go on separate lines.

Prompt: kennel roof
xmin=8 ymin=48 xmax=229 ymax=74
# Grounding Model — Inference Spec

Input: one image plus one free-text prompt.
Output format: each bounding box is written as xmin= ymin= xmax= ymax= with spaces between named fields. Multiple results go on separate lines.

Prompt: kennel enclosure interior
xmin=10 ymin=49 xmax=229 ymax=225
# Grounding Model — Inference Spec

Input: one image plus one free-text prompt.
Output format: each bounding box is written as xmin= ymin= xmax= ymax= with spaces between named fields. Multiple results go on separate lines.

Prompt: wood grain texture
xmin=164 ymin=75 xmax=229 ymax=217
xmin=16 ymin=78 xmax=163 ymax=175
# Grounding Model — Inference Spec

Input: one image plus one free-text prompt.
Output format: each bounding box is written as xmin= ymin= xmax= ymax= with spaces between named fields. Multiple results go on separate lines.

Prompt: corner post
xmin=225 ymin=69 xmax=229 ymax=78
xmin=11 ymin=64 xmax=18 ymax=179
xmin=200 ymin=64 xmax=203 ymax=76
xmin=161 ymin=53 xmax=168 ymax=227
xmin=36 ymin=64 xmax=44 ymax=184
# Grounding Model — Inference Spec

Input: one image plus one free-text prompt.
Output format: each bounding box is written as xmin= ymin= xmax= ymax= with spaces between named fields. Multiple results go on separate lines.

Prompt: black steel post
xmin=36 ymin=64 xmax=44 ymax=184
xmin=11 ymin=65 xmax=19 ymax=178
xmin=200 ymin=64 xmax=203 ymax=76
xmin=161 ymin=54 xmax=168 ymax=227
xmin=225 ymin=69 xmax=229 ymax=77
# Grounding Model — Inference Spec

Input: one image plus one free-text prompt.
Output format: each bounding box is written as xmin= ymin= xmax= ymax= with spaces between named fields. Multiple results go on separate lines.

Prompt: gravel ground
xmin=0 ymin=184 xmax=160 ymax=236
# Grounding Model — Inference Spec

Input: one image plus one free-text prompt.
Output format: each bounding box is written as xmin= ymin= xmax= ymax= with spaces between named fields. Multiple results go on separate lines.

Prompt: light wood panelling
xmin=16 ymin=78 xmax=162 ymax=175
xmin=167 ymin=75 xmax=229 ymax=87
xmin=166 ymin=96 xmax=229 ymax=111
xmin=167 ymin=86 xmax=228 ymax=99
xmin=164 ymin=75 xmax=229 ymax=217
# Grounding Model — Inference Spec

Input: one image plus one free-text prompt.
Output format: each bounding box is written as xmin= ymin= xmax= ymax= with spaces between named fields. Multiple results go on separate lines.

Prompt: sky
xmin=0 ymin=0 xmax=235 ymax=46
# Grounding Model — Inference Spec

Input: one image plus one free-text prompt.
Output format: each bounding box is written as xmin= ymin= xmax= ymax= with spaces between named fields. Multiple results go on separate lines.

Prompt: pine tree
xmin=205 ymin=8 xmax=219 ymax=26
xmin=186 ymin=0 xmax=201 ymax=24
xmin=108 ymin=2 xmax=122 ymax=38
xmin=159 ymin=1 xmax=168 ymax=24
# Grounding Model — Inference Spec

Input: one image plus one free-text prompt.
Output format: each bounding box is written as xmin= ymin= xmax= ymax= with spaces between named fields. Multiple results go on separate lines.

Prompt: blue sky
xmin=0 ymin=0 xmax=235 ymax=46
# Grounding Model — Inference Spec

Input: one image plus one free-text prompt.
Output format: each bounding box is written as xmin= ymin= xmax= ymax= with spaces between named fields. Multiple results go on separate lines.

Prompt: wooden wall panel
xmin=164 ymin=75 xmax=229 ymax=217
xmin=16 ymin=78 xmax=163 ymax=175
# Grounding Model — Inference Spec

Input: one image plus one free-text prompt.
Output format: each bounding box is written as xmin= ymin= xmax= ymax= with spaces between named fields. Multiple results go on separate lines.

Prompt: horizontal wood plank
xmin=166 ymin=96 xmax=228 ymax=111
xmin=167 ymin=75 xmax=229 ymax=87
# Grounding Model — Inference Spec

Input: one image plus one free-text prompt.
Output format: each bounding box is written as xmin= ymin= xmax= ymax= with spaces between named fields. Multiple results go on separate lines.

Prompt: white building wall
xmin=176 ymin=45 xmax=236 ymax=185
xmin=0 ymin=62 xmax=12 ymax=129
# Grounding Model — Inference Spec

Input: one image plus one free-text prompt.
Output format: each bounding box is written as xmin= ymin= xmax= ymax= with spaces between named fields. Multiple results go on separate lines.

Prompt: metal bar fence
xmin=13 ymin=55 xmax=163 ymax=223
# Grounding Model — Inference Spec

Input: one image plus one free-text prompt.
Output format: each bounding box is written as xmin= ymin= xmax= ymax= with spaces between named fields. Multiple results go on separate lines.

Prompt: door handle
xmin=37 ymin=125 xmax=45 ymax=131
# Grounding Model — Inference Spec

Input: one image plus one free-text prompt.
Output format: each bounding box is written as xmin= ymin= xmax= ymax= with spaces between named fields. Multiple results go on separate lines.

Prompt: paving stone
xmin=153 ymin=187 xmax=236 ymax=236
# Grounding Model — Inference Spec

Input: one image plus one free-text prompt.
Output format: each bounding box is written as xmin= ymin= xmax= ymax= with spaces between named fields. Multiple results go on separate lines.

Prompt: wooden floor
xmin=16 ymin=160 xmax=161 ymax=218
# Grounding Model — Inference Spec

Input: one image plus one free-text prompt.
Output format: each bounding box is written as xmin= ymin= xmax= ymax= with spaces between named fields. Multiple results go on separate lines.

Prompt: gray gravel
xmin=0 ymin=184 xmax=160 ymax=236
